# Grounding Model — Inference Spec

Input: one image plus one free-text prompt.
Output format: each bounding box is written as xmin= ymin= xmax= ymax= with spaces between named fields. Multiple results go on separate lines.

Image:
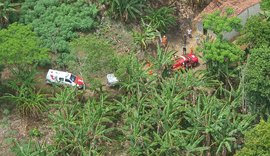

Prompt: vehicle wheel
xmin=46 ymin=80 xmax=52 ymax=85
xmin=193 ymin=62 xmax=199 ymax=67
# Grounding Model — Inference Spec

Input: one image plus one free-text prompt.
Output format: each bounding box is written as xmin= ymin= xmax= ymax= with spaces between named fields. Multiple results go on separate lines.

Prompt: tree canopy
xmin=238 ymin=16 xmax=270 ymax=48
xmin=202 ymin=9 xmax=241 ymax=38
xmin=261 ymin=0 xmax=270 ymax=12
xmin=0 ymin=23 xmax=48 ymax=66
xmin=245 ymin=46 xmax=270 ymax=112
xmin=235 ymin=119 xmax=270 ymax=156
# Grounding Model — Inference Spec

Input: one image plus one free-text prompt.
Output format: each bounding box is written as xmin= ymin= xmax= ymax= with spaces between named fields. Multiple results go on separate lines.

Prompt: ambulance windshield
xmin=70 ymin=74 xmax=76 ymax=82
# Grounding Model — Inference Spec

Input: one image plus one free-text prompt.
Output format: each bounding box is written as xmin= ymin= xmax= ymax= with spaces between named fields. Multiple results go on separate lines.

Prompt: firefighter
xmin=161 ymin=35 xmax=167 ymax=47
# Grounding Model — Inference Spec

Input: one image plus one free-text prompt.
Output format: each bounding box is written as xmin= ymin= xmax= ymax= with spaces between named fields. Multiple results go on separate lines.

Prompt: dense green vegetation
xmin=20 ymin=0 xmax=98 ymax=53
xmin=235 ymin=119 xmax=270 ymax=156
xmin=0 ymin=23 xmax=48 ymax=66
xmin=0 ymin=0 xmax=270 ymax=155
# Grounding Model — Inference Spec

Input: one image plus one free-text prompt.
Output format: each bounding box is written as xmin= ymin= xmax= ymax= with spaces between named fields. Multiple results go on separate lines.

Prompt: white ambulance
xmin=46 ymin=69 xmax=85 ymax=89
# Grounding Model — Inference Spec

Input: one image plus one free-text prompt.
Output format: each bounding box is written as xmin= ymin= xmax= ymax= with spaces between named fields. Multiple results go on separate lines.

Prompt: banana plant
xmin=144 ymin=6 xmax=176 ymax=33
xmin=1 ymin=85 xmax=47 ymax=118
xmin=184 ymin=93 xmax=254 ymax=155
xmin=148 ymin=45 xmax=175 ymax=76
xmin=49 ymin=94 xmax=114 ymax=155
xmin=132 ymin=19 xmax=159 ymax=52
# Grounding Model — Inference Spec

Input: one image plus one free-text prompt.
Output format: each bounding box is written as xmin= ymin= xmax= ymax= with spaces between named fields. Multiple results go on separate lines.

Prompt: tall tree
xmin=244 ymin=46 xmax=270 ymax=114
xmin=238 ymin=15 xmax=270 ymax=48
xmin=199 ymin=37 xmax=243 ymax=84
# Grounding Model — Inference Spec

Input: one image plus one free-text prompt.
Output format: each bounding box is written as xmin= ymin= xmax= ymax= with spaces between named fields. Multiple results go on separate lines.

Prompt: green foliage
xmin=245 ymin=46 xmax=270 ymax=113
xmin=10 ymin=66 xmax=252 ymax=155
xmin=20 ymin=0 xmax=98 ymax=53
xmin=235 ymin=119 xmax=270 ymax=156
xmin=185 ymin=94 xmax=254 ymax=155
xmin=29 ymin=128 xmax=42 ymax=137
xmin=199 ymin=38 xmax=242 ymax=79
xmin=0 ymin=23 xmax=48 ymax=66
xmin=1 ymin=67 xmax=46 ymax=118
xmin=7 ymin=67 xmax=38 ymax=90
xmin=115 ymin=67 xmax=250 ymax=155
xmin=148 ymin=45 xmax=175 ymax=75
xmin=201 ymin=38 xmax=242 ymax=63
xmin=132 ymin=20 xmax=159 ymax=50
xmin=202 ymin=10 xmax=241 ymax=38
xmin=261 ymin=0 xmax=270 ymax=12
xmin=238 ymin=16 xmax=270 ymax=48
xmin=48 ymin=92 xmax=114 ymax=155
xmin=2 ymin=85 xmax=47 ymax=118
xmin=12 ymin=139 xmax=47 ymax=156
xmin=144 ymin=7 xmax=176 ymax=33
xmin=108 ymin=0 xmax=147 ymax=22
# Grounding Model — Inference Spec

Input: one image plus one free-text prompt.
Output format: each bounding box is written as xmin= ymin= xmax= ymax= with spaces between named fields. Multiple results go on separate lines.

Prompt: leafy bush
xmin=144 ymin=7 xmax=176 ymax=33
xmin=108 ymin=0 xmax=147 ymax=22
xmin=235 ymin=119 xmax=270 ymax=156
xmin=20 ymin=0 xmax=99 ymax=53
xmin=198 ymin=37 xmax=243 ymax=86
xmin=261 ymin=0 xmax=270 ymax=12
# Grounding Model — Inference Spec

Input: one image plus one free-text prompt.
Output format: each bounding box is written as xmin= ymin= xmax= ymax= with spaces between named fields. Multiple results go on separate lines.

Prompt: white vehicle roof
xmin=47 ymin=69 xmax=71 ymax=79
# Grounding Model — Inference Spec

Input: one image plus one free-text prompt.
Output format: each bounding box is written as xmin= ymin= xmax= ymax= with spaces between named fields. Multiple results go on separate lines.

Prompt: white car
xmin=46 ymin=69 xmax=85 ymax=89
